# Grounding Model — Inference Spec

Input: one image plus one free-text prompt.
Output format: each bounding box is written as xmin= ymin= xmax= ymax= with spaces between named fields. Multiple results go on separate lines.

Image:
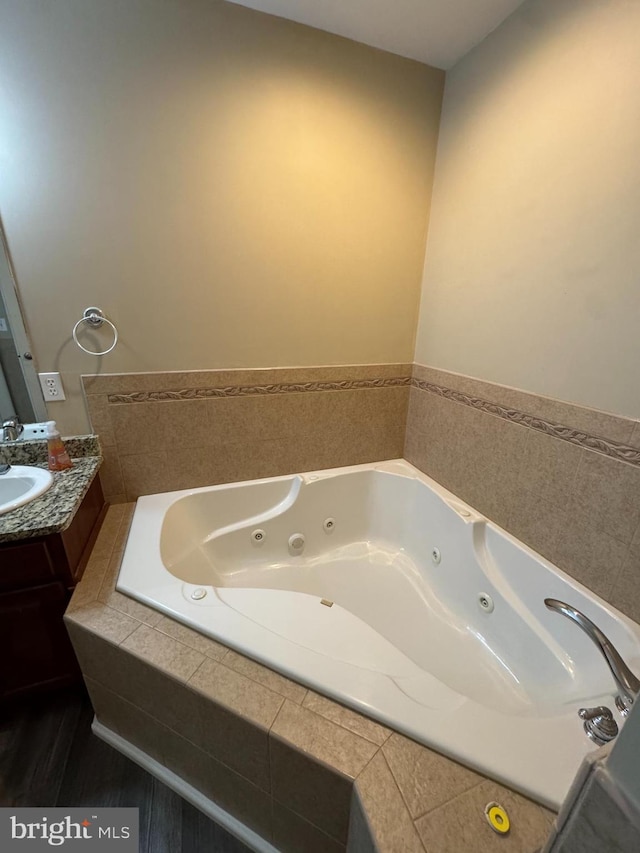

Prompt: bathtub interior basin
xmin=0 ymin=465 xmax=53 ymax=515
xmin=117 ymin=459 xmax=640 ymax=809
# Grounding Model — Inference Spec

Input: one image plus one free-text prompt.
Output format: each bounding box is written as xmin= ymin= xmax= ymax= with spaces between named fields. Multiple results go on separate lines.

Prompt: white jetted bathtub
xmin=117 ymin=459 xmax=640 ymax=809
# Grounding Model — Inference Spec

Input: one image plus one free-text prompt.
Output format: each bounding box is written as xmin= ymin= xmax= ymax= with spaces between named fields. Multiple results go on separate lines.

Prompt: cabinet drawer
xmin=0 ymin=540 xmax=56 ymax=590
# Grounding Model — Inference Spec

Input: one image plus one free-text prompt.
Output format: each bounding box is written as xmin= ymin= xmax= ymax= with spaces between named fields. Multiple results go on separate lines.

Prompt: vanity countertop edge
xmin=0 ymin=436 xmax=103 ymax=544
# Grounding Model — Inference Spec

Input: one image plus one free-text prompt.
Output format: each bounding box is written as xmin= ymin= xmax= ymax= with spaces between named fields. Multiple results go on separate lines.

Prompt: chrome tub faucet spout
xmin=545 ymin=598 xmax=640 ymax=709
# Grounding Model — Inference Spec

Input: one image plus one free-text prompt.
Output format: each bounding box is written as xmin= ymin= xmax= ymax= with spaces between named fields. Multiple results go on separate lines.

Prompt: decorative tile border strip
xmin=107 ymin=376 xmax=411 ymax=404
xmin=412 ymin=378 xmax=640 ymax=467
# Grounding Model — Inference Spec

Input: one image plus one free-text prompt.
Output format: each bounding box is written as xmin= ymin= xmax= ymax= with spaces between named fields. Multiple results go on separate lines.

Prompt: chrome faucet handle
xmin=578 ymin=706 xmax=618 ymax=745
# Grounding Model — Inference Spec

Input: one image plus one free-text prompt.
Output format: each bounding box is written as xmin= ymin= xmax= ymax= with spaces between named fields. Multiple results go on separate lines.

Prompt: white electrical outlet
xmin=38 ymin=372 xmax=66 ymax=401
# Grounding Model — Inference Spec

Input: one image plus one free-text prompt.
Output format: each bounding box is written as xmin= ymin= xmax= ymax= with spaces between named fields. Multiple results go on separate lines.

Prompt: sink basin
xmin=0 ymin=465 xmax=54 ymax=515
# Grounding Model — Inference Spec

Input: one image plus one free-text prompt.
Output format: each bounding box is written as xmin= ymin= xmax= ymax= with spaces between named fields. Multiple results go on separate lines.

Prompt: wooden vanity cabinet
xmin=0 ymin=477 xmax=105 ymax=702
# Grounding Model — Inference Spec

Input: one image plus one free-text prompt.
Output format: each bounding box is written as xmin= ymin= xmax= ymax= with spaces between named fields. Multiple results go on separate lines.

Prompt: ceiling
xmin=225 ymin=0 xmax=527 ymax=69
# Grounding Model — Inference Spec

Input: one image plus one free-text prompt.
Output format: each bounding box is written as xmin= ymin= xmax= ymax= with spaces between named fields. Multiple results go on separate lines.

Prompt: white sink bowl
xmin=0 ymin=465 xmax=54 ymax=515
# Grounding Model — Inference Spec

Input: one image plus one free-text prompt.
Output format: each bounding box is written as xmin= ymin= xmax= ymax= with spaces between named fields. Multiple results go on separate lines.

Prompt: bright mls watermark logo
xmin=0 ymin=809 xmax=138 ymax=850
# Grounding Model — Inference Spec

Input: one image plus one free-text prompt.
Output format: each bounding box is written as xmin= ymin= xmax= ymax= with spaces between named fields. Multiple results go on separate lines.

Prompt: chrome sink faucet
xmin=2 ymin=417 xmax=23 ymax=442
xmin=545 ymin=598 xmax=640 ymax=712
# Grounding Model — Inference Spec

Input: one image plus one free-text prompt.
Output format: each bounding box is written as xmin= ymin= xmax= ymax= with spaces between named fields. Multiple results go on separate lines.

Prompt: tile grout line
xmin=380 ymin=751 xmax=428 ymax=853
xmin=412 ymin=777 xmax=488 ymax=832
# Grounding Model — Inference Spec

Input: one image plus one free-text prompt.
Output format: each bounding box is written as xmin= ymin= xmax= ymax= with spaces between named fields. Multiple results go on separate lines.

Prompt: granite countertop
xmin=0 ymin=436 xmax=102 ymax=544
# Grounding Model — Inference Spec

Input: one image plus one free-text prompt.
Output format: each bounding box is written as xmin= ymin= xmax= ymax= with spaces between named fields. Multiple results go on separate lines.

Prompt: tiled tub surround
xmin=0 ymin=435 xmax=101 ymax=542
xmin=66 ymin=505 xmax=556 ymax=853
xmin=406 ymin=364 xmax=640 ymax=627
xmin=81 ymin=366 xmax=410 ymax=503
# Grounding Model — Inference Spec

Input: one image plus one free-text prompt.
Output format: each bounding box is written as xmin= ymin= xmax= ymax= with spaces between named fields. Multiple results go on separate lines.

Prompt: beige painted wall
xmin=0 ymin=0 xmax=443 ymax=434
xmin=415 ymin=0 xmax=640 ymax=419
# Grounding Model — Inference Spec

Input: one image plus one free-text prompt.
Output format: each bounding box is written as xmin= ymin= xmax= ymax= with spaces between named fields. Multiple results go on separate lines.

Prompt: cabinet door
xmin=0 ymin=582 xmax=79 ymax=700
xmin=0 ymin=540 xmax=56 ymax=592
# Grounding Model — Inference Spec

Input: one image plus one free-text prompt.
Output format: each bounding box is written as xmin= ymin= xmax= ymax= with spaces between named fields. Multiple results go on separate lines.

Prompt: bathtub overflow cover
xmin=478 ymin=592 xmax=495 ymax=613
xmin=323 ymin=518 xmax=335 ymax=533
xmin=191 ymin=588 xmax=207 ymax=600
xmin=431 ymin=547 xmax=441 ymax=565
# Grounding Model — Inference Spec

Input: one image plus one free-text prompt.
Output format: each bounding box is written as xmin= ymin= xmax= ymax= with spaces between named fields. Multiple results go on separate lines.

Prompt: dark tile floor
xmin=0 ymin=685 xmax=252 ymax=852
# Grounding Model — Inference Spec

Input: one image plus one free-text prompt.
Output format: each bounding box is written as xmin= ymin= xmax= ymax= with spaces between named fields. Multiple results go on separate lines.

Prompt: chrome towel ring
xmin=72 ymin=307 xmax=118 ymax=356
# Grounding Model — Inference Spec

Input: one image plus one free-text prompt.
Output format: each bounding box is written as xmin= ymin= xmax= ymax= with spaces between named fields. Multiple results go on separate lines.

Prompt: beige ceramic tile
xmin=271 ymin=700 xmax=378 ymax=780
xmin=205 ymin=394 xmax=311 ymax=443
xmin=566 ymin=450 xmax=640 ymax=544
xmin=403 ymin=390 xmax=469 ymax=495
xmin=161 ymin=722 xmax=273 ymax=839
xmin=516 ymin=429 xmax=583 ymax=506
xmin=505 ymin=489 xmax=565 ymax=567
xmin=89 ymin=513 xmax=123 ymax=561
xmin=270 ymin=732 xmax=354 ymax=843
xmin=98 ymin=551 xmax=125 ymax=599
xmin=112 ymin=512 xmax=134 ymax=554
xmin=407 ymin=387 xmax=526 ymax=528
xmin=607 ymin=544 xmax=640 ymax=623
xmin=302 ymin=692 xmax=391 ymax=747
xmin=192 ymin=695 xmax=273 ymax=792
xmin=354 ymin=750 xmax=425 ymax=853
xmin=154 ymin=615 xmax=228 ymax=660
xmin=111 ymin=399 xmax=213 ymax=456
xmin=405 ymin=385 xmax=436 ymax=435
xmin=98 ymin=445 xmax=125 ymax=501
xmin=65 ymin=601 xmax=139 ymax=645
xmin=225 ymin=437 xmax=310 ymax=482
xmin=66 ymin=621 xmax=202 ymax=745
xmin=102 ymin=503 xmax=127 ymax=524
xmin=106 ymin=493 xmax=128 ymax=504
xmin=120 ymin=451 xmax=170 ymax=500
xmin=549 ymin=513 xmax=629 ymax=601
xmin=189 ymin=658 xmax=284 ymax=730
xmin=272 ymin=801 xmax=344 ymax=853
xmin=403 ymin=427 xmax=430 ymax=476
xmin=99 ymin=590 xmax=163 ymax=627
xmin=382 ymin=733 xmax=483 ymax=819
xmin=84 ymin=677 xmax=165 ymax=766
xmin=67 ymin=559 xmax=109 ymax=611
xmin=222 ymin=650 xmax=307 ymax=704
xmin=415 ymin=779 xmax=555 ymax=853
xmin=155 ymin=444 xmax=244 ymax=492
xmin=84 ymin=393 xmax=116 ymax=446
xmin=121 ymin=624 xmax=204 ymax=680
xmin=446 ymin=403 xmax=526 ymax=524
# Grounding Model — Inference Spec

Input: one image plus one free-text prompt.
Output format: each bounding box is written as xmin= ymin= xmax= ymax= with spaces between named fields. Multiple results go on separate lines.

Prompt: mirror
xmin=0 ymin=220 xmax=47 ymax=425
